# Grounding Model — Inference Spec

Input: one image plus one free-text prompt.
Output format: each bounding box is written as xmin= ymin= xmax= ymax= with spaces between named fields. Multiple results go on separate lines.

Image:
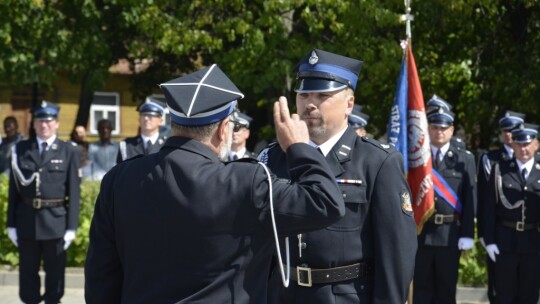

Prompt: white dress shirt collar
xmin=309 ymin=126 xmax=348 ymax=157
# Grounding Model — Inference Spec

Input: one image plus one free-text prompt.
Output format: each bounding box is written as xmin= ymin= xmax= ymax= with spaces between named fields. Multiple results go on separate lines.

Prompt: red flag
xmin=405 ymin=44 xmax=434 ymax=234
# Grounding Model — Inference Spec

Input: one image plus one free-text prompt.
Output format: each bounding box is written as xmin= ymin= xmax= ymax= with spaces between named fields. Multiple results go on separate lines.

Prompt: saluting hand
xmin=274 ymin=96 xmax=309 ymax=151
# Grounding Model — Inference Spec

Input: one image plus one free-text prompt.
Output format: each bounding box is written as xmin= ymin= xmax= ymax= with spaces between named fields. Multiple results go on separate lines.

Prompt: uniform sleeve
xmin=371 ymin=151 xmax=417 ymax=304
xmin=85 ymin=171 xmax=122 ymax=304
xmin=483 ymin=164 xmax=498 ymax=245
xmin=252 ymin=143 xmax=345 ymax=236
xmin=7 ymin=163 xmax=21 ymax=228
xmin=476 ymin=152 xmax=489 ymax=239
xmin=459 ymin=152 xmax=477 ymax=238
xmin=66 ymin=144 xmax=81 ymax=231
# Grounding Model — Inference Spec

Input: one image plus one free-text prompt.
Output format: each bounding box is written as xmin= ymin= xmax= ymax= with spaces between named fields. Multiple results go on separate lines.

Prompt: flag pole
xmin=402 ymin=2 xmax=414 ymax=303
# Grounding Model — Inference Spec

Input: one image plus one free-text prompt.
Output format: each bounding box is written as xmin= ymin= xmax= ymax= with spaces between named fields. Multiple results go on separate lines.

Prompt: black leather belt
xmin=289 ymin=262 xmax=372 ymax=287
xmin=22 ymin=198 xmax=64 ymax=209
xmin=428 ymin=214 xmax=457 ymax=225
xmin=499 ymin=220 xmax=539 ymax=232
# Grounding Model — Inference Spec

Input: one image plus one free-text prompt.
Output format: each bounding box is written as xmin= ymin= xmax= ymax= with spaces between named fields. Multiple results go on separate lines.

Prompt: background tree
xmin=1 ymin=0 xmax=539 ymax=152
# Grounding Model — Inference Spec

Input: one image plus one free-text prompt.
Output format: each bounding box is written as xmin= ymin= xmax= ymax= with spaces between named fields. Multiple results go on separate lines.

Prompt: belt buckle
xmin=516 ymin=221 xmax=525 ymax=232
xmin=296 ymin=266 xmax=312 ymax=287
xmin=434 ymin=214 xmax=444 ymax=225
xmin=32 ymin=198 xmax=41 ymax=209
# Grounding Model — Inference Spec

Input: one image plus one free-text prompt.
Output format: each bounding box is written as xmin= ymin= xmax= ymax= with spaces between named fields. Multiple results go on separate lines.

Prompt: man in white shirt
xmin=483 ymin=123 xmax=540 ymax=304
xmin=229 ymin=112 xmax=255 ymax=160
xmin=117 ymin=101 xmax=167 ymax=162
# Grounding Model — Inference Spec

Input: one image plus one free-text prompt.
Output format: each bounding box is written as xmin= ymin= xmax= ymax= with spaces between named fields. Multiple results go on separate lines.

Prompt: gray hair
xmin=170 ymin=120 xmax=221 ymax=141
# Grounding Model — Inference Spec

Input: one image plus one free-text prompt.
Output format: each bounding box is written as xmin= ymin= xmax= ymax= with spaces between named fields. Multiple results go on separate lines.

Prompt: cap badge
xmin=438 ymin=107 xmax=444 ymax=114
xmin=41 ymin=101 xmax=47 ymax=108
xmin=309 ymin=51 xmax=319 ymax=65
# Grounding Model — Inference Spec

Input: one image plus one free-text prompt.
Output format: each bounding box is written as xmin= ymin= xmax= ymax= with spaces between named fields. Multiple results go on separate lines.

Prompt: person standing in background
xmin=117 ymin=101 xmax=166 ymax=163
xmin=413 ymin=104 xmax=476 ymax=304
xmin=476 ymin=110 xmax=525 ymax=303
xmin=87 ymin=119 xmax=119 ymax=180
xmin=6 ymin=101 xmax=81 ymax=304
xmin=229 ymin=112 xmax=256 ymax=160
xmin=0 ymin=116 xmax=24 ymax=175
xmin=483 ymin=123 xmax=540 ymax=304
xmin=348 ymin=104 xmax=369 ymax=137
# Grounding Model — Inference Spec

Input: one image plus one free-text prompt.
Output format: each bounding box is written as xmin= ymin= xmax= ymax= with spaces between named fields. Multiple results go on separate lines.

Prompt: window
xmin=90 ymin=92 xmax=120 ymax=135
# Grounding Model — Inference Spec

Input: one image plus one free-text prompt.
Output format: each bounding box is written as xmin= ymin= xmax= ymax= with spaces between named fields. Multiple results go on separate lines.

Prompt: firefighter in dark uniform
xmin=260 ymin=49 xmax=417 ymax=304
xmin=348 ymin=104 xmax=369 ymax=137
xmin=230 ymin=112 xmax=256 ymax=160
xmin=413 ymin=105 xmax=476 ymax=304
xmin=6 ymin=101 xmax=81 ymax=304
xmin=426 ymin=94 xmax=466 ymax=151
xmin=483 ymin=123 xmax=540 ymax=304
xmin=116 ymin=100 xmax=167 ymax=162
xmin=84 ymin=64 xmax=346 ymax=304
xmin=476 ymin=110 xmax=525 ymax=303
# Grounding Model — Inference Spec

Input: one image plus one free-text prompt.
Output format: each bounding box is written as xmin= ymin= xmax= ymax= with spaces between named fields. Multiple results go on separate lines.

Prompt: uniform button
xmin=300 ymin=243 xmax=306 ymax=249
xmin=524 ymin=186 xmax=528 ymax=190
xmin=343 ymin=193 xmax=347 ymax=198
xmin=360 ymin=285 xmax=365 ymax=290
xmin=39 ymin=169 xmax=42 ymax=172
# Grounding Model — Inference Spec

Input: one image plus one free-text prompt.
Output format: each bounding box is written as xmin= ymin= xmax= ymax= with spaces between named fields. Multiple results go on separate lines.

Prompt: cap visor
xmin=295 ymin=79 xmax=348 ymax=93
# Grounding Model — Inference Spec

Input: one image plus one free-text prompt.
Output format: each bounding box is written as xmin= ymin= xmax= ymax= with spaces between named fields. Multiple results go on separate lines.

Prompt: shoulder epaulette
xmin=122 ymin=154 xmax=145 ymax=162
xmin=361 ymin=137 xmax=392 ymax=153
xmin=229 ymin=157 xmax=259 ymax=164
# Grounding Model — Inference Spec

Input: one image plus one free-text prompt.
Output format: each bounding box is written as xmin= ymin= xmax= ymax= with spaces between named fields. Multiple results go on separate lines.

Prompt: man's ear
xmin=217 ymin=118 xmax=229 ymax=142
xmin=345 ymin=94 xmax=355 ymax=116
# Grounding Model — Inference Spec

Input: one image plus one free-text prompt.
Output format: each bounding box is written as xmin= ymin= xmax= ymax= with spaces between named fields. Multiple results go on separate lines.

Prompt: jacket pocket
xmin=327 ymin=183 xmax=367 ymax=231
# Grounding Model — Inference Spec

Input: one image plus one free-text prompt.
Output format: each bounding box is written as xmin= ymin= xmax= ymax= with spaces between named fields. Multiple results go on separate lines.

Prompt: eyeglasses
xmin=230 ymin=120 xmax=247 ymax=132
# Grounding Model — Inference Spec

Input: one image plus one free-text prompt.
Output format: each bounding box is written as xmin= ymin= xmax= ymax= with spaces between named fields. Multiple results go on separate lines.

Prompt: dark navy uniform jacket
xmin=483 ymin=154 xmax=540 ymax=253
xmin=261 ymin=127 xmax=417 ymax=304
xmin=7 ymin=138 xmax=81 ymax=240
xmin=84 ymin=137 xmax=345 ymax=304
xmin=477 ymin=147 xmax=512 ymax=239
xmin=419 ymin=143 xmax=476 ymax=247
xmin=116 ymin=135 xmax=166 ymax=163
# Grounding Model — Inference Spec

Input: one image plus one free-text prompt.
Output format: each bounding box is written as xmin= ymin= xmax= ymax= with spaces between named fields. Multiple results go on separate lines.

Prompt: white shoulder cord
xmin=10 ymin=145 xmax=40 ymax=193
xmin=257 ymin=161 xmax=290 ymax=287
xmin=494 ymin=162 xmax=523 ymax=210
xmin=119 ymin=141 xmax=127 ymax=161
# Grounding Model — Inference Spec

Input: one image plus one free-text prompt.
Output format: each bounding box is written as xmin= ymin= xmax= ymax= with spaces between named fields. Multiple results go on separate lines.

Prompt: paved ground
xmin=0 ymin=267 xmax=489 ymax=304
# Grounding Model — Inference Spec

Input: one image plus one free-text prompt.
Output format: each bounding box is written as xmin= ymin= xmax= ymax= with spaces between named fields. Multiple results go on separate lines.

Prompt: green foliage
xmin=0 ymin=175 xmax=100 ymax=267
xmin=0 ymin=174 xmax=18 ymax=266
xmin=459 ymin=237 xmax=488 ymax=287
xmin=66 ymin=180 xmax=100 ymax=266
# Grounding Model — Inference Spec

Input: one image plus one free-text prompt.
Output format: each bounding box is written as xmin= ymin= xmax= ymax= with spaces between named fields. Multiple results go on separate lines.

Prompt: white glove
xmin=63 ymin=230 xmax=76 ymax=250
xmin=485 ymin=244 xmax=500 ymax=262
xmin=7 ymin=227 xmax=17 ymax=247
xmin=458 ymin=237 xmax=474 ymax=250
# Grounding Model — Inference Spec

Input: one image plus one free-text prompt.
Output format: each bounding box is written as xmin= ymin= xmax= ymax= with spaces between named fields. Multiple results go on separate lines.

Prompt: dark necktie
xmin=434 ymin=149 xmax=442 ymax=169
xmin=522 ymin=168 xmax=528 ymax=184
xmin=145 ymin=140 xmax=152 ymax=155
xmin=232 ymin=154 xmax=238 ymax=160
xmin=41 ymin=142 xmax=48 ymax=159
